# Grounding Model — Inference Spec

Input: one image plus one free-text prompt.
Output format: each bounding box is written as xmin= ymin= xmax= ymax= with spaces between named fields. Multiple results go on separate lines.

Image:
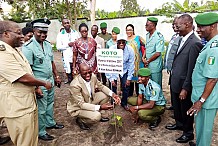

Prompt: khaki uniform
xmin=67 ymin=74 xmax=111 ymax=123
xmin=0 ymin=41 xmax=38 ymax=146
xmin=98 ymin=32 xmax=111 ymax=47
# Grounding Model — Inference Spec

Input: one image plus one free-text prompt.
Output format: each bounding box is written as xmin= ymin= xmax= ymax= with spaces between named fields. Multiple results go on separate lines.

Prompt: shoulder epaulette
xmin=24 ymin=40 xmax=33 ymax=46
xmin=157 ymin=32 xmax=163 ymax=38
xmin=0 ymin=44 xmax=6 ymax=51
xmin=210 ymin=40 xmax=218 ymax=48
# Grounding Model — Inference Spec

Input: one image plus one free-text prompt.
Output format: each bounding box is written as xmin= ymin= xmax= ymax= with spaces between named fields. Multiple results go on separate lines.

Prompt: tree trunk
xmin=66 ymin=0 xmax=72 ymax=27
xmin=73 ymin=0 xmax=77 ymax=30
xmin=90 ymin=0 xmax=96 ymax=25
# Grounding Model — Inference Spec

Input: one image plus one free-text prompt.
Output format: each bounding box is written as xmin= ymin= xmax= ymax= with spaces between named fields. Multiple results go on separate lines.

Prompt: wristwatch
xmin=199 ymin=97 xmax=206 ymax=103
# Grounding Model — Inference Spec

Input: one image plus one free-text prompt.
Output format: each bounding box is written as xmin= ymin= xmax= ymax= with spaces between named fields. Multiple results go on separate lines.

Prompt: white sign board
xmin=96 ymin=49 xmax=123 ymax=74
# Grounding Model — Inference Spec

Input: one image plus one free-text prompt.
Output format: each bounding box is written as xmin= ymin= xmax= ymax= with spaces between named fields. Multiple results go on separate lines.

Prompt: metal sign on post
xmin=96 ymin=49 xmax=123 ymax=74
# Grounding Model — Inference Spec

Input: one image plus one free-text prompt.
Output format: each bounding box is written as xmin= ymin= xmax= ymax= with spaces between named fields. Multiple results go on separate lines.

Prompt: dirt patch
xmin=1 ymin=51 xmax=218 ymax=146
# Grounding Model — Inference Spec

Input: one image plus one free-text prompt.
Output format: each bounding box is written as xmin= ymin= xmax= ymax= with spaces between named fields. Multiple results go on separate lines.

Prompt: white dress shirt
xmin=177 ymin=30 xmax=193 ymax=54
xmin=82 ymin=78 xmax=113 ymax=111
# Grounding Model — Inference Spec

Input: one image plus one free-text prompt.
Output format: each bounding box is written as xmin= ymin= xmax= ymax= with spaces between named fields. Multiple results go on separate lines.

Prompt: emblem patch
xmin=0 ymin=44 xmax=6 ymax=51
xmin=208 ymin=56 xmax=215 ymax=65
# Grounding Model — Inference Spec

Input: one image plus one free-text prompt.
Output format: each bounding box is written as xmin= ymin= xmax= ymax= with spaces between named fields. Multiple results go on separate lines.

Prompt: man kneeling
xmin=129 ymin=68 xmax=166 ymax=128
xmin=67 ymin=63 xmax=121 ymax=130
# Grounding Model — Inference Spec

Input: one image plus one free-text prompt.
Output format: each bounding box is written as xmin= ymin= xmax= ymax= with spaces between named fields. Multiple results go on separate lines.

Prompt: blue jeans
xmin=120 ymin=72 xmax=130 ymax=106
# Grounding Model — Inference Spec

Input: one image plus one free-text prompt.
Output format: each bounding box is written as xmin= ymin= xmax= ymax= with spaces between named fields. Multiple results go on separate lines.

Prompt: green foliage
xmin=111 ymin=113 xmax=123 ymax=127
xmin=52 ymin=43 xmax=57 ymax=51
xmin=2 ymin=0 xmax=31 ymax=22
xmin=120 ymin=0 xmax=140 ymax=17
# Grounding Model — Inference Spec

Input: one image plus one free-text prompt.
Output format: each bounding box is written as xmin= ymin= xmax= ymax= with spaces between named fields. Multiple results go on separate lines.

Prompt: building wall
xmin=18 ymin=14 xmax=199 ymax=44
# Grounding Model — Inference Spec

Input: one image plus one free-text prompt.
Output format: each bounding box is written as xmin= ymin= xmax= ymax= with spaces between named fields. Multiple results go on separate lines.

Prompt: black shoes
xmin=0 ymin=136 xmax=10 ymax=145
xmin=165 ymin=124 xmax=183 ymax=130
xmin=176 ymin=134 xmax=194 ymax=143
xmin=46 ymin=124 xmax=64 ymax=129
xmin=76 ymin=118 xmax=90 ymax=130
xmin=100 ymin=117 xmax=109 ymax=122
xmin=149 ymin=116 xmax=161 ymax=128
xmin=39 ymin=133 xmax=54 ymax=141
xmin=189 ymin=141 xmax=196 ymax=146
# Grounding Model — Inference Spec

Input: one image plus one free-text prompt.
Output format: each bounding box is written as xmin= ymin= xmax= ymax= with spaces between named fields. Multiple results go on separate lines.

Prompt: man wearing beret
xmin=128 ymin=68 xmax=166 ymax=128
xmin=165 ymin=14 xmax=203 ymax=144
xmin=22 ymin=18 xmax=64 ymax=141
xmin=143 ymin=17 xmax=165 ymax=88
xmin=187 ymin=12 xmax=218 ymax=146
xmin=98 ymin=22 xmax=111 ymax=47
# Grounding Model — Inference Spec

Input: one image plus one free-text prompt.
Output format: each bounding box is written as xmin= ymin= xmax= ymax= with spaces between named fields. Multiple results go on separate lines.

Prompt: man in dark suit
xmin=165 ymin=14 xmax=203 ymax=143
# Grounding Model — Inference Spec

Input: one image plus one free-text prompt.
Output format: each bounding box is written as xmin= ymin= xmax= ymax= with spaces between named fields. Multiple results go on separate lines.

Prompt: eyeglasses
xmin=126 ymin=29 xmax=133 ymax=32
xmin=80 ymin=30 xmax=88 ymax=33
xmin=81 ymin=71 xmax=92 ymax=75
xmin=117 ymin=40 xmax=126 ymax=44
xmin=6 ymin=30 xmax=22 ymax=35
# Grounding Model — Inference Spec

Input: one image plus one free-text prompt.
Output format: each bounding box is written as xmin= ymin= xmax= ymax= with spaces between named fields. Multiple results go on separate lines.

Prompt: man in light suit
xmin=165 ymin=14 xmax=203 ymax=143
xmin=67 ymin=63 xmax=121 ymax=130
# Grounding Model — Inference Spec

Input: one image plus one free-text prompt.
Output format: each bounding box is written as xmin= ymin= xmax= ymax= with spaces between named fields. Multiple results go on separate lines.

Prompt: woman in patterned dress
xmin=72 ymin=23 xmax=97 ymax=74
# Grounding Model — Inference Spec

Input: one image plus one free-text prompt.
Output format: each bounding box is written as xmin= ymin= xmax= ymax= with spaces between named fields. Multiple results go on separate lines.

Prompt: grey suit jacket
xmin=67 ymin=73 xmax=111 ymax=117
xmin=170 ymin=33 xmax=203 ymax=93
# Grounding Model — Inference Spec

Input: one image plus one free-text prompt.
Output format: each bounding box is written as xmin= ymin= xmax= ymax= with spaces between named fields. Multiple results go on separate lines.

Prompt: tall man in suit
xmin=67 ymin=63 xmax=121 ymax=130
xmin=165 ymin=14 xmax=203 ymax=143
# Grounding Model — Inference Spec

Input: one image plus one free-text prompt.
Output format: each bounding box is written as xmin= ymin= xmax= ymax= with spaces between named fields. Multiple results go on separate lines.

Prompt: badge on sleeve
xmin=160 ymin=40 xmax=164 ymax=45
xmin=0 ymin=44 xmax=6 ymax=51
xmin=208 ymin=56 xmax=215 ymax=65
xmin=39 ymin=58 xmax=43 ymax=64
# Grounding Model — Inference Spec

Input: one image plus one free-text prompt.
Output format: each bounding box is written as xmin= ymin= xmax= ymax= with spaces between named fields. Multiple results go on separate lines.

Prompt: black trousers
xmin=171 ymin=88 xmax=194 ymax=136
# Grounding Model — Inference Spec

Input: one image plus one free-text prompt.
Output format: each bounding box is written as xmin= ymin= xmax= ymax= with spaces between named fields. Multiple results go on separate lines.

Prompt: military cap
xmin=100 ymin=22 xmax=107 ymax=28
xmin=195 ymin=12 xmax=218 ymax=26
xmin=112 ymin=27 xmax=120 ymax=34
xmin=138 ymin=68 xmax=151 ymax=76
xmin=147 ymin=17 xmax=158 ymax=23
xmin=31 ymin=18 xmax=51 ymax=31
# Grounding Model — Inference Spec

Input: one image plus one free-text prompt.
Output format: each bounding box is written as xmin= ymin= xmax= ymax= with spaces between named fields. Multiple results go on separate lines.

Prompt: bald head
xmin=79 ymin=63 xmax=92 ymax=82
xmin=0 ymin=21 xmax=19 ymax=38
xmin=0 ymin=21 xmax=22 ymax=48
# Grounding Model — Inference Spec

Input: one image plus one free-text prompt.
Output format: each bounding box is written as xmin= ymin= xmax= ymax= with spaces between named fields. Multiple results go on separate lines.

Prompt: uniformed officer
xmin=98 ymin=22 xmax=111 ymax=47
xmin=187 ymin=12 xmax=218 ymax=146
xmin=128 ymin=68 xmax=166 ymax=128
xmin=143 ymin=17 xmax=165 ymax=88
xmin=0 ymin=20 xmax=52 ymax=146
xmin=22 ymin=18 xmax=64 ymax=141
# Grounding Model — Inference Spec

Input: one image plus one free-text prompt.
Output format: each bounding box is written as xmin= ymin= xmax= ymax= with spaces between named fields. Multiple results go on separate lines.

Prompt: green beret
xmin=112 ymin=27 xmax=120 ymax=34
xmin=195 ymin=12 xmax=218 ymax=26
xmin=100 ymin=22 xmax=107 ymax=28
xmin=138 ymin=68 xmax=151 ymax=77
xmin=147 ymin=17 xmax=158 ymax=23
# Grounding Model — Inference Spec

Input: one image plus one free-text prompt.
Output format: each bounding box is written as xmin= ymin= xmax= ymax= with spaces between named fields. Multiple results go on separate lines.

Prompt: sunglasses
xmin=81 ymin=71 xmax=92 ymax=75
xmin=118 ymin=40 xmax=126 ymax=44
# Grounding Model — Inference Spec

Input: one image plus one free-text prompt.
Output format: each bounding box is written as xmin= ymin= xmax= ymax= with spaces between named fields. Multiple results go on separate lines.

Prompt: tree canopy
xmin=1 ymin=0 xmax=218 ymax=23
